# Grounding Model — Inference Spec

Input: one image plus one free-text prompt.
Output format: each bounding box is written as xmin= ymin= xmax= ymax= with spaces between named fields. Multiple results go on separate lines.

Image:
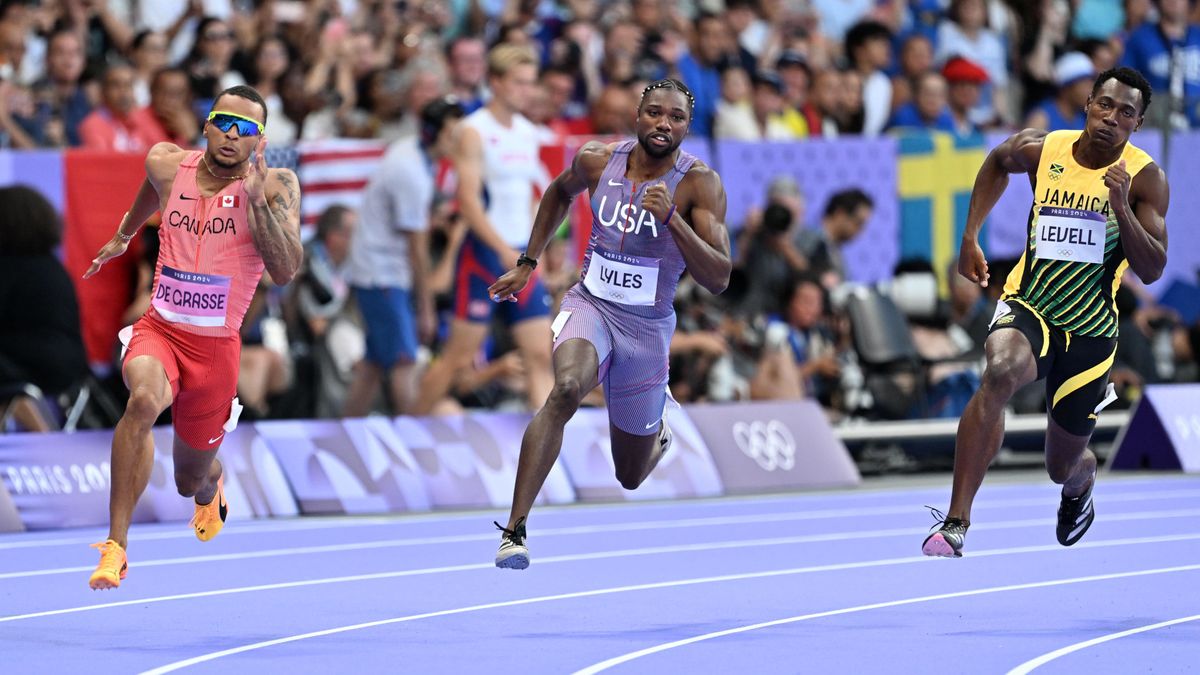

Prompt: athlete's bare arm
xmin=244 ymin=136 xmax=303 ymax=285
xmin=84 ymin=143 xmax=188 ymax=279
xmin=1108 ymin=160 xmax=1168 ymax=283
xmin=958 ymin=128 xmax=1047 ymax=287
xmin=488 ymin=141 xmax=611 ymax=302
xmin=647 ymin=162 xmax=731 ymax=295
xmin=452 ymin=123 xmax=520 ymax=268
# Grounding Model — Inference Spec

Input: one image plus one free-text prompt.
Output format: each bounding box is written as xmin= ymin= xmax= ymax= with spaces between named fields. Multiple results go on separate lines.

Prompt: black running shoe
xmin=922 ymin=507 xmax=969 ymax=558
xmin=494 ymin=517 xmax=529 ymax=569
xmin=1056 ymin=481 xmax=1095 ymax=547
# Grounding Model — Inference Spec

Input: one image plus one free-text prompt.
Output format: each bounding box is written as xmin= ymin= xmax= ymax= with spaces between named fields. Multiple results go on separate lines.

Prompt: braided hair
xmin=639 ymin=78 xmax=695 ymax=117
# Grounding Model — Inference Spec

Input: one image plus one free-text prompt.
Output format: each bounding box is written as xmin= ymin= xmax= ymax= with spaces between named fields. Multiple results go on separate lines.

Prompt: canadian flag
xmin=221 ymin=195 xmax=240 ymax=208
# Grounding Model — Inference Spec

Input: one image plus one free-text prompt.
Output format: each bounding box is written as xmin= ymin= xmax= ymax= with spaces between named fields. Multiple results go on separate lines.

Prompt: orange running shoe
xmin=88 ymin=539 xmax=128 ymax=590
xmin=191 ymin=473 xmax=228 ymax=542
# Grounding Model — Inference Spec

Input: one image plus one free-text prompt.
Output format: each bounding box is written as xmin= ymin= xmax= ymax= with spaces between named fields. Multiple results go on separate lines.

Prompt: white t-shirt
xmin=462 ymin=107 xmax=548 ymax=248
xmin=346 ymin=135 xmax=433 ymax=289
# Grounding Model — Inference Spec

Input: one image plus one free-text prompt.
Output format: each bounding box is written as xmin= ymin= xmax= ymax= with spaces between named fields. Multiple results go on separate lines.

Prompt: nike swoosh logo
xmin=218 ymin=493 xmax=228 ymax=522
xmin=607 ymin=179 xmax=623 ymax=187
xmin=646 ymin=420 xmax=659 ymax=430
xmin=179 ymin=193 xmax=198 ymax=200
xmin=208 ymin=433 xmax=224 ymax=444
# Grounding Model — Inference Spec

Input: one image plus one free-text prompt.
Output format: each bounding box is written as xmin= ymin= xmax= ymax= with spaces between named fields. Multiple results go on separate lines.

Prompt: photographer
xmin=735 ymin=175 xmax=810 ymax=317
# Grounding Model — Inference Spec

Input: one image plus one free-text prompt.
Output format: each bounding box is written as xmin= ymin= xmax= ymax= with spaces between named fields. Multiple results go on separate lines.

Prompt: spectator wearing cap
xmin=342 ymin=97 xmax=466 ymax=418
xmin=1025 ymin=52 xmax=1094 ymax=132
xmin=79 ymin=63 xmax=159 ymax=152
xmin=935 ymin=0 xmax=1010 ymax=127
xmin=887 ymin=71 xmax=957 ymax=132
xmin=942 ymin=55 xmax=988 ymax=136
xmin=845 ymin=20 xmax=894 ymax=137
xmin=1122 ymin=0 xmax=1200 ymax=129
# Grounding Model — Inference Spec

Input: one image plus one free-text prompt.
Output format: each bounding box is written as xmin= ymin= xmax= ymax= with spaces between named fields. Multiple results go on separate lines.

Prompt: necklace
xmin=201 ymin=154 xmax=248 ymax=181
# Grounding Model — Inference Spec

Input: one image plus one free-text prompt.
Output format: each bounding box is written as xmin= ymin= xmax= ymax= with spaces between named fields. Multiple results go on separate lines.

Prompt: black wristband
xmin=517 ymin=254 xmax=538 ymax=269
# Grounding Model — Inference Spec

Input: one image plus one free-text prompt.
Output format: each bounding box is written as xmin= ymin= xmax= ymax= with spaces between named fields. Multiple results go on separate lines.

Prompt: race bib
xmin=151 ymin=265 xmax=231 ymax=327
xmin=583 ymin=249 xmax=659 ymax=306
xmin=1035 ymin=207 xmax=1107 ymax=264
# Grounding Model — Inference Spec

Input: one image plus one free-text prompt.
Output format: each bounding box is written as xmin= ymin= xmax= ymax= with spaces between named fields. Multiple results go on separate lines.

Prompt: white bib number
xmin=1035 ymin=207 xmax=1107 ymax=264
xmin=583 ymin=249 xmax=659 ymax=306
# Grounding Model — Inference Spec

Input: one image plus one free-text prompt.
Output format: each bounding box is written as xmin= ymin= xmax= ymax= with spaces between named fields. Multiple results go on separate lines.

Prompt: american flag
xmin=291 ymin=139 xmax=388 ymax=237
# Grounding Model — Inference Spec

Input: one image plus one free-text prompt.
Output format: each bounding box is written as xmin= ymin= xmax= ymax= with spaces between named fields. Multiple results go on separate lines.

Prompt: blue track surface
xmin=3 ymin=475 xmax=1200 ymax=674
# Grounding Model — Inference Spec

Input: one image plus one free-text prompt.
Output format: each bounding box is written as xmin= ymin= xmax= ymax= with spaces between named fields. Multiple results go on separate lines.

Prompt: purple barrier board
xmin=0 ymin=425 xmax=292 ymax=530
xmin=685 ymin=400 xmax=860 ymax=492
xmin=1108 ymin=384 xmax=1200 ymax=472
xmin=557 ymin=407 xmax=723 ymax=501
xmin=715 ymin=138 xmax=900 ymax=285
xmin=0 ymin=473 xmax=22 ymax=532
xmin=262 ymin=415 xmax=574 ymax=515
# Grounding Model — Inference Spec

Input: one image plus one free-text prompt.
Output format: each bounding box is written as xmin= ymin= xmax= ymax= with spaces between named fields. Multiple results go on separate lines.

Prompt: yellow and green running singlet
xmin=1002 ymin=130 xmax=1154 ymax=338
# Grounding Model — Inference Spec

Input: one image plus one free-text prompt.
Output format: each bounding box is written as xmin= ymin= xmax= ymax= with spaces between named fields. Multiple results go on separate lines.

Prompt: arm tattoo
xmin=249 ymin=171 xmax=303 ymax=281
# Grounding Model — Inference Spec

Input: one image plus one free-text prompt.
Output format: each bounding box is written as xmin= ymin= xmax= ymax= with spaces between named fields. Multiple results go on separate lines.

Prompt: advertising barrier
xmin=557 ymin=407 xmax=723 ymax=501
xmin=1108 ymin=384 xmax=1200 ymax=472
xmin=686 ymin=400 xmax=860 ymax=492
xmin=261 ymin=414 xmax=575 ymax=515
xmin=0 ymin=426 xmax=297 ymax=532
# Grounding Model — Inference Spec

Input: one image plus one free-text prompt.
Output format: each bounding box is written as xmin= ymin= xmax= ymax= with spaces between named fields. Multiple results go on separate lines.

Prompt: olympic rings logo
xmin=1057 ymin=249 xmax=1074 ymax=257
xmin=733 ymin=419 xmax=796 ymax=472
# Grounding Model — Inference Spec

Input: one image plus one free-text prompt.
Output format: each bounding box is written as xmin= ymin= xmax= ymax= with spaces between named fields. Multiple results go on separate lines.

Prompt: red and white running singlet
xmin=147 ymin=151 xmax=264 ymax=337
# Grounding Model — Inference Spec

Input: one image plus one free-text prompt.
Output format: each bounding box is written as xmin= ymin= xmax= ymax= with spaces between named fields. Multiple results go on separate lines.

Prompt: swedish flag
xmin=897 ymin=131 xmax=987 ymax=293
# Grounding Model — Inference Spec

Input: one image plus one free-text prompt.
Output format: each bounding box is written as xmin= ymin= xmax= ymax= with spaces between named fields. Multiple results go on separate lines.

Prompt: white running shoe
xmin=494 ymin=517 xmax=529 ymax=569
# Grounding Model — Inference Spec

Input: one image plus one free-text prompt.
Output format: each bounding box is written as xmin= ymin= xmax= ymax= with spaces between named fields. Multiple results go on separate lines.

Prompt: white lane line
xmin=5 ymin=483 xmax=1198 ymax=551
xmin=570 ymin=566 xmax=1200 ymax=675
xmin=5 ymin=525 xmax=1198 ymax=629
xmin=138 ymin=545 xmax=1200 ymax=675
xmin=1006 ymin=614 xmax=1200 ymax=675
xmin=7 ymin=505 xmax=1200 ymax=581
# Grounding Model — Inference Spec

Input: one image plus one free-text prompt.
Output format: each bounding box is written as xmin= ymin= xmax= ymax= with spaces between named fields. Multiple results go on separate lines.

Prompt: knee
xmin=1045 ymin=460 xmax=1073 ymax=485
xmin=125 ymin=386 xmax=165 ymax=425
xmin=545 ymin=378 xmax=584 ymax=414
xmin=980 ymin=356 xmax=1031 ymax=397
xmin=174 ymin=470 xmax=205 ymax=498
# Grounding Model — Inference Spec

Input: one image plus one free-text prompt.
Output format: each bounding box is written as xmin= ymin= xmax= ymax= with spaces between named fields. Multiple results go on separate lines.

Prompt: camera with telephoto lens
xmin=761 ymin=203 xmax=792 ymax=235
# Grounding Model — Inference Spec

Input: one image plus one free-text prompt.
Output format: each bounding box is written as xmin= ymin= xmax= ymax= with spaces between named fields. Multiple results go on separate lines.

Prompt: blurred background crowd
xmin=2 ymin=0 xmax=1199 ymax=434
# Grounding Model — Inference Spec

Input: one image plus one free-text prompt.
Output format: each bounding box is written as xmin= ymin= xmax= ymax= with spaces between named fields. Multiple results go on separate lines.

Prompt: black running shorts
xmin=989 ymin=297 xmax=1117 ymax=437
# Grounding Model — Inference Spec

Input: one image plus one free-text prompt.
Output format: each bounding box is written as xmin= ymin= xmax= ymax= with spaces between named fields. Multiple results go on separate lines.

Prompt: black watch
xmin=517 ymin=254 xmax=538 ymax=270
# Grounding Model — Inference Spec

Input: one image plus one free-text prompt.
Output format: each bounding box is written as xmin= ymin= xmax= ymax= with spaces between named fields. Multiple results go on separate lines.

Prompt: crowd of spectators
xmin=2 ymin=0 xmax=1199 ymax=432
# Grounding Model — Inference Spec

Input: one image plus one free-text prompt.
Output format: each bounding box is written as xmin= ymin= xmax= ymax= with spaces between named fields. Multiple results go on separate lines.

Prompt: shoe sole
xmin=921 ymin=533 xmax=962 ymax=558
xmin=195 ymin=521 xmax=225 ymax=542
xmin=88 ymin=576 xmax=120 ymax=590
xmin=495 ymin=551 xmax=530 ymax=570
